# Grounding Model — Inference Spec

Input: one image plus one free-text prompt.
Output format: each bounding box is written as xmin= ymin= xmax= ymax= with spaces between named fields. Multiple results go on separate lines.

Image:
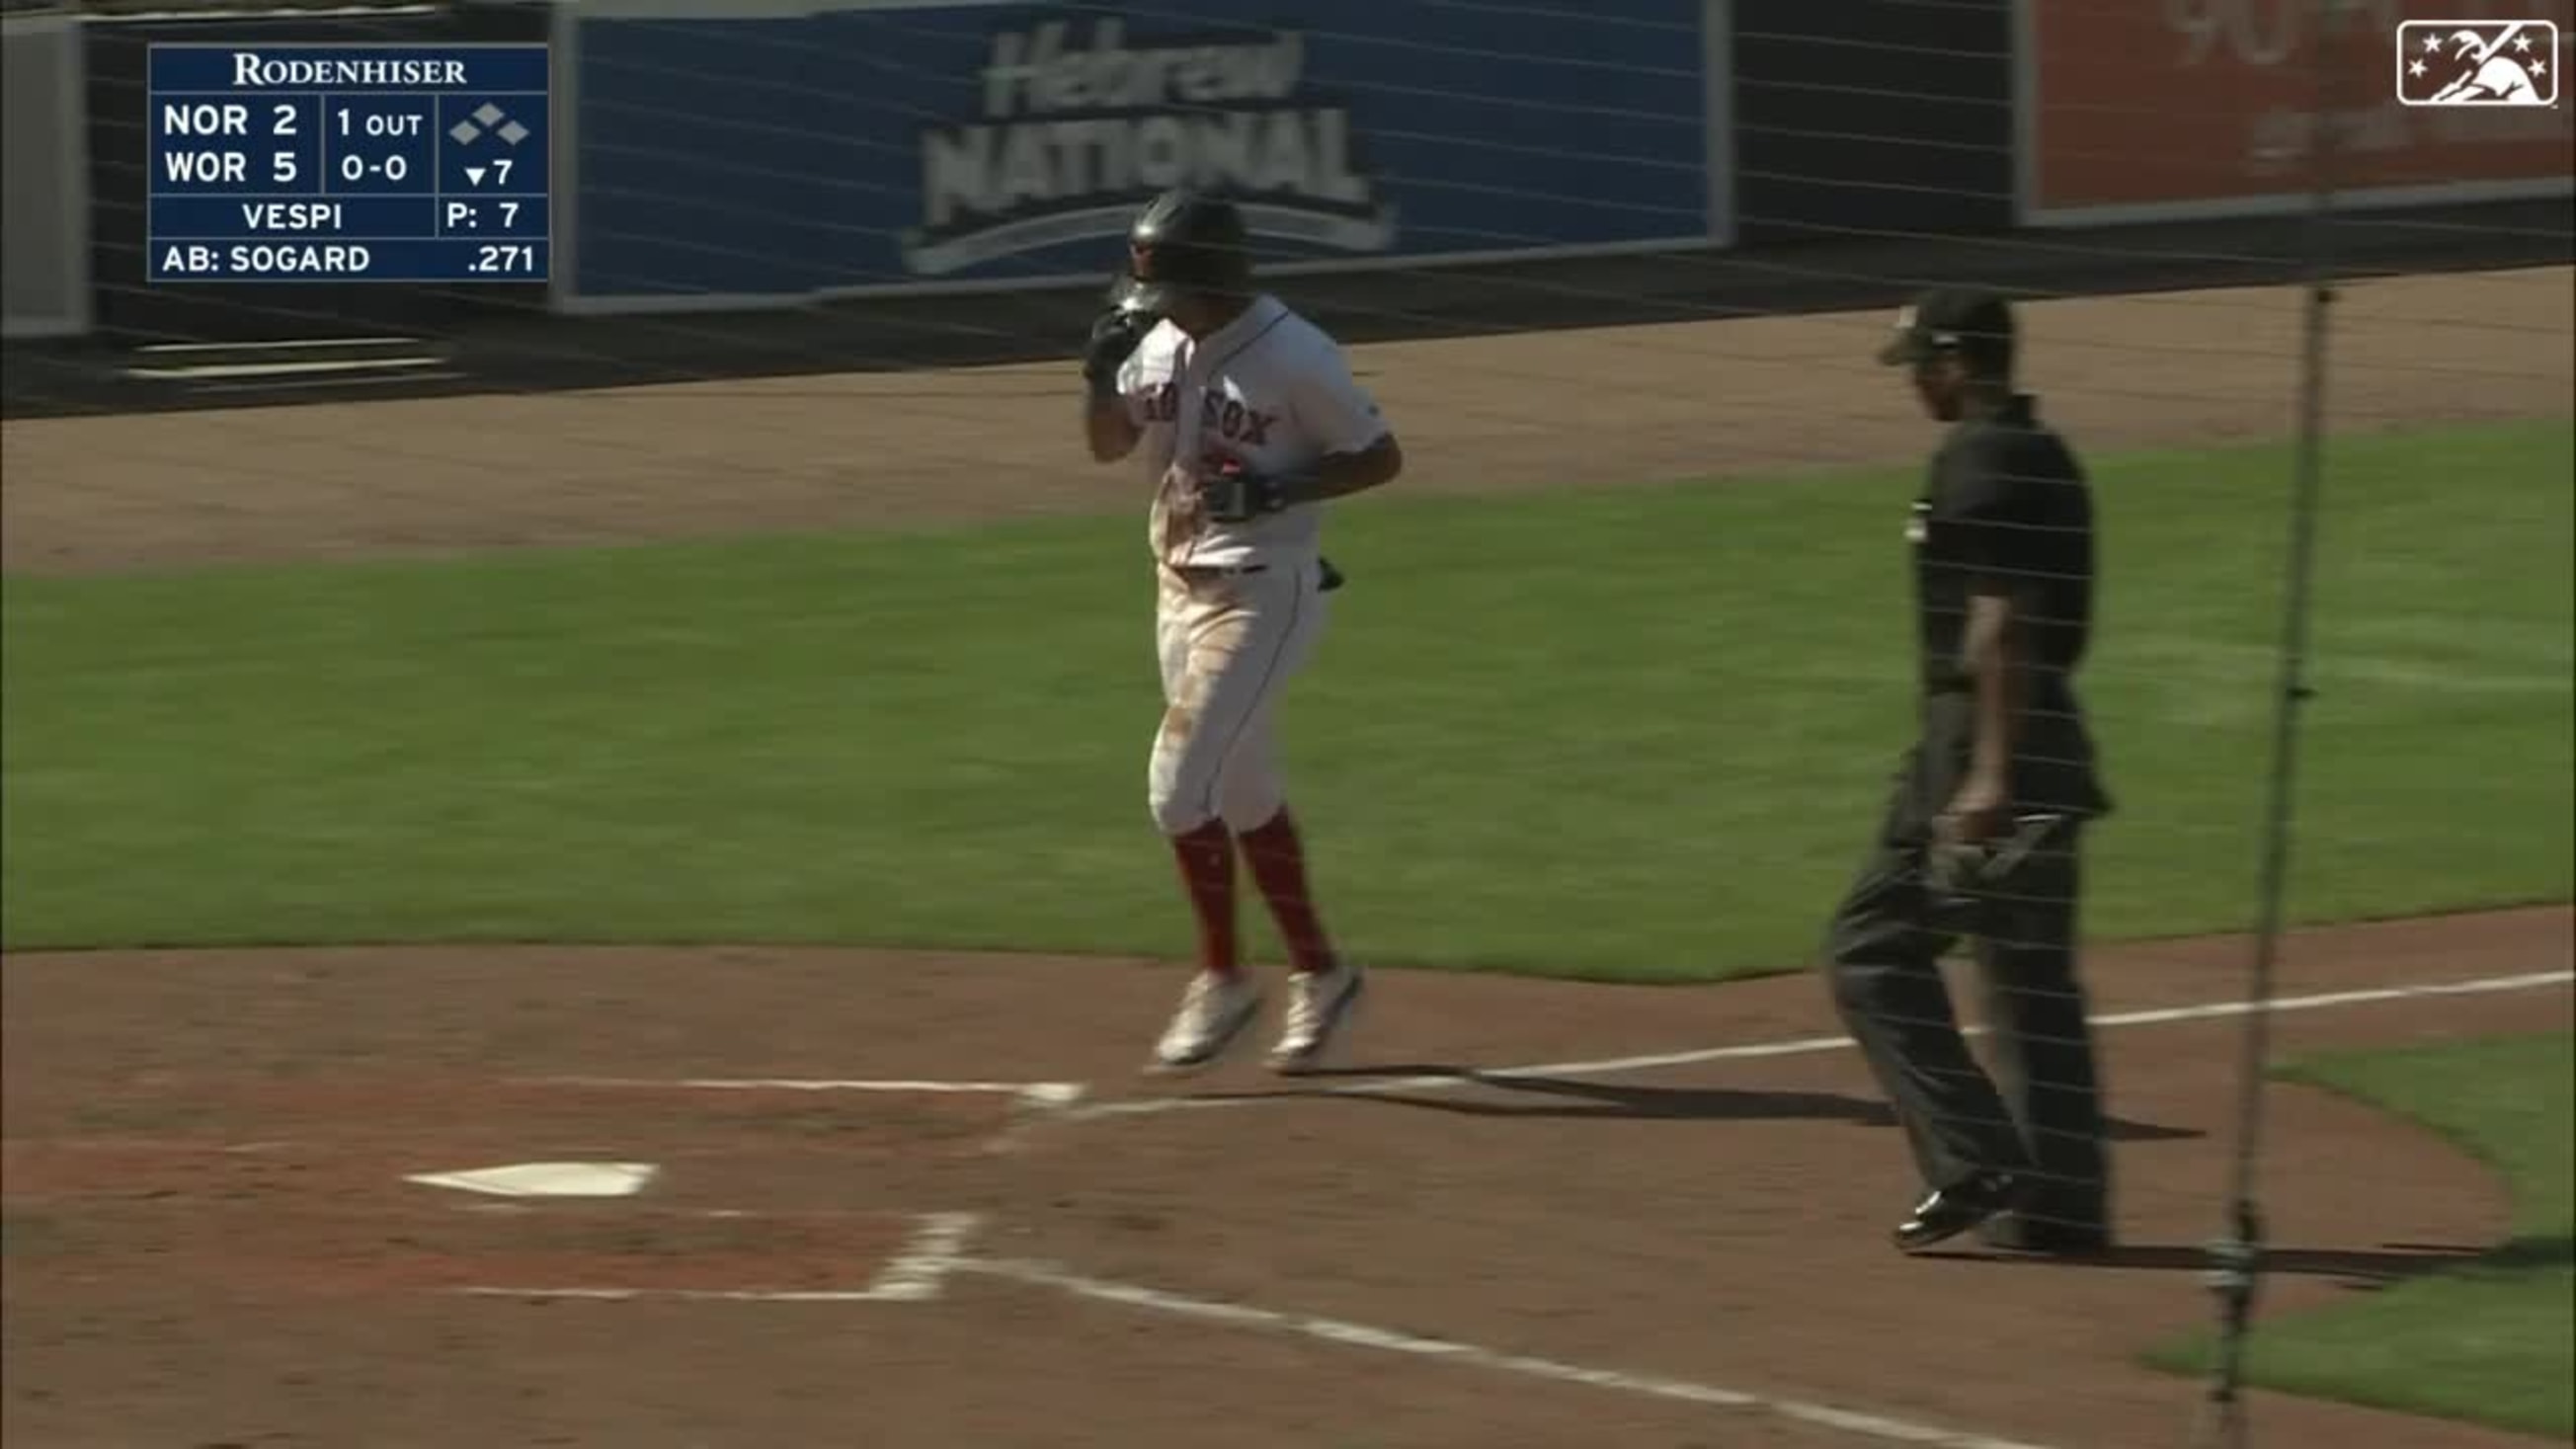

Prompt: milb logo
xmin=2395 ymin=19 xmax=2559 ymax=106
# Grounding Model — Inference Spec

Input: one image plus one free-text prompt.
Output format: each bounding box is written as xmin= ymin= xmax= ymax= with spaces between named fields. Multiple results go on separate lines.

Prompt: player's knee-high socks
xmin=1238 ymin=807 xmax=1336 ymax=974
xmin=1168 ymin=820 xmax=1240 ymax=976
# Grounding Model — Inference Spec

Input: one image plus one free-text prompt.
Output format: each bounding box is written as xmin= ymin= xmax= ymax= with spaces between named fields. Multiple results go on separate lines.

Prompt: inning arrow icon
xmin=465 ymin=166 xmax=487 ymax=187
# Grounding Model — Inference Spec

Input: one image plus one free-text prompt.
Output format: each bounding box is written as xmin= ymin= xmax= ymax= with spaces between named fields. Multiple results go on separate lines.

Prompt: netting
xmin=2 ymin=2 xmax=2571 ymax=1446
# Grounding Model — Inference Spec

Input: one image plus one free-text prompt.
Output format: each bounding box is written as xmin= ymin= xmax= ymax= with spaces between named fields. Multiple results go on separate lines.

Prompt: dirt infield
xmin=3 ymin=267 xmax=2573 ymax=1445
xmin=3 ymin=266 xmax=2569 ymax=574
xmin=3 ymin=909 xmax=2570 ymax=1448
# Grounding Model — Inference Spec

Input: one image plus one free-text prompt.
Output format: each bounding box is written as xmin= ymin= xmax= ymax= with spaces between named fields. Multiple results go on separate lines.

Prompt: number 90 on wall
xmin=145 ymin=42 xmax=551 ymax=283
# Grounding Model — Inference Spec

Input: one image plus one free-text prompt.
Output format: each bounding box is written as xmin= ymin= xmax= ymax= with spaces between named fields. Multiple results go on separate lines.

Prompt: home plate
xmin=404 ymin=1162 xmax=660 ymax=1198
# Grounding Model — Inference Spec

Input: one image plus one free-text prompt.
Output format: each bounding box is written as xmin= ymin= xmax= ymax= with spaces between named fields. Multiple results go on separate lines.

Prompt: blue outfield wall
xmin=565 ymin=1 xmax=1728 ymax=308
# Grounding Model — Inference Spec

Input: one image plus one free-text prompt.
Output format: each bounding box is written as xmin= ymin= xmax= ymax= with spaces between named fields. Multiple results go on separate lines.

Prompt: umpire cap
xmin=1877 ymin=286 xmax=2016 ymax=373
xmin=1109 ymin=188 xmax=1252 ymax=316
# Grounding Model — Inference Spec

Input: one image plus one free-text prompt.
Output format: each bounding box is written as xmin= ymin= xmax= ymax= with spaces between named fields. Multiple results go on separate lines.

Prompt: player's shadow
xmin=1251 ymin=1066 xmax=2201 ymax=1140
xmin=1914 ymin=1236 xmax=2572 ymax=1289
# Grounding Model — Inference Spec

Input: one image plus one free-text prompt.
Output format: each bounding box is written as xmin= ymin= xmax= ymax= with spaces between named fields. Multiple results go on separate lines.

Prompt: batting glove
xmin=1200 ymin=459 xmax=1300 ymax=522
xmin=1083 ymin=305 xmax=1152 ymax=393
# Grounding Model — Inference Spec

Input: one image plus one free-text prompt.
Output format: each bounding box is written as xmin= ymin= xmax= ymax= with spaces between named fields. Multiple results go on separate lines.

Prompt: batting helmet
xmin=1108 ymin=189 xmax=1252 ymax=317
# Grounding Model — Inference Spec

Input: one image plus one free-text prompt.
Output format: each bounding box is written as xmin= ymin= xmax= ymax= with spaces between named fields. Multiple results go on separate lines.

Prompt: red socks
xmin=1237 ymin=808 xmax=1338 ymax=975
xmin=1169 ymin=810 xmax=1338 ymax=976
xmin=1168 ymin=820 xmax=1240 ymax=976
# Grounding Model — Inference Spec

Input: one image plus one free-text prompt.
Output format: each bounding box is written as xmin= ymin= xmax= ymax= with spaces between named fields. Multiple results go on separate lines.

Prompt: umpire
xmin=1822 ymin=287 xmax=2115 ymax=1256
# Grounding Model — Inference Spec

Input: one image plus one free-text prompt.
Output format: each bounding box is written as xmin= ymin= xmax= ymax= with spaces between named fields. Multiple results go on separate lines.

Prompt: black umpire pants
xmin=1822 ymin=710 xmax=2111 ymax=1233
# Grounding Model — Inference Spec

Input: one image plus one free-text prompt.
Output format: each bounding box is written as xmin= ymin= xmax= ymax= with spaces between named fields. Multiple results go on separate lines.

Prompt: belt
xmin=1164 ymin=558 xmax=1347 ymax=593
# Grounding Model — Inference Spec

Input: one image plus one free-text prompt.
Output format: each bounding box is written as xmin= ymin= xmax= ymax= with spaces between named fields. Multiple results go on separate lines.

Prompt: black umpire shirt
xmin=1906 ymin=391 xmax=2111 ymax=825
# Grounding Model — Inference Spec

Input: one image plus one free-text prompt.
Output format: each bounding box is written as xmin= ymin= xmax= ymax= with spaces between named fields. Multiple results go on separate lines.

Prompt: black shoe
xmin=1977 ymin=1212 xmax=2113 ymax=1257
xmin=1892 ymin=1171 xmax=2019 ymax=1252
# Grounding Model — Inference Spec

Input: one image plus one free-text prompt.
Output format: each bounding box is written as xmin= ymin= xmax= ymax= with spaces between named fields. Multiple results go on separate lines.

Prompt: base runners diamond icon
xmin=449 ymin=103 xmax=533 ymax=146
xmin=2396 ymin=19 xmax=2559 ymax=107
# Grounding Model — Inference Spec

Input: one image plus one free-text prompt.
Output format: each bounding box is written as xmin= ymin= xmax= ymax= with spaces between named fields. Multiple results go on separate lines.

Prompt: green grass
xmin=4 ymin=417 xmax=2570 ymax=974
xmin=2149 ymin=1033 xmax=2574 ymax=1439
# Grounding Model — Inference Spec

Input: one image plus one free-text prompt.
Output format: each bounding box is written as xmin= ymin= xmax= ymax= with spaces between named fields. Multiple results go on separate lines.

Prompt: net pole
xmin=2192 ymin=4 xmax=2347 ymax=1446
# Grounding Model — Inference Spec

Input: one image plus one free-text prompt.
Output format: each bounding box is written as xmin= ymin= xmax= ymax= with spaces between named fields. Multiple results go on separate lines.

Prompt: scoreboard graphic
xmin=146 ymin=43 xmax=551 ymax=283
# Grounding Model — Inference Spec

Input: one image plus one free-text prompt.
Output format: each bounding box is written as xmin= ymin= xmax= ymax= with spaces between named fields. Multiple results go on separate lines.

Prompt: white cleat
xmin=1268 ymin=961 xmax=1365 ymax=1075
xmin=1147 ymin=970 xmax=1264 ymax=1076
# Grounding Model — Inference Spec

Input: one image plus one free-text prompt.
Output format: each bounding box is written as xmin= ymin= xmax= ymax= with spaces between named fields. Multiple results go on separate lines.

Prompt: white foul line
xmin=957 ymin=1255 xmax=2059 ymax=1449
xmin=431 ymin=965 xmax=2570 ymax=1446
xmin=442 ymin=1227 xmax=2057 ymax=1443
xmin=450 ymin=1240 xmax=2060 ymax=1446
xmin=1068 ymin=968 xmax=2576 ymax=1122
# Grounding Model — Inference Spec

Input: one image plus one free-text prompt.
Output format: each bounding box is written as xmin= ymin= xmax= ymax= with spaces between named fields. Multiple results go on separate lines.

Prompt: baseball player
xmin=1079 ymin=188 xmax=1404 ymax=1076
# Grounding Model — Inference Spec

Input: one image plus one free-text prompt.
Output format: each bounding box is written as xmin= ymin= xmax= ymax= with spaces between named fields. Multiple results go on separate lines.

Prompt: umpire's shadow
xmin=1253 ymin=1065 xmax=2201 ymax=1140
xmin=1911 ymin=1237 xmax=2571 ymax=1288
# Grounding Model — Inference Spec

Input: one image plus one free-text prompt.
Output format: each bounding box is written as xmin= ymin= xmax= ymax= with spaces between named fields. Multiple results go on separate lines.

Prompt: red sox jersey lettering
xmin=1117 ymin=293 xmax=1386 ymax=572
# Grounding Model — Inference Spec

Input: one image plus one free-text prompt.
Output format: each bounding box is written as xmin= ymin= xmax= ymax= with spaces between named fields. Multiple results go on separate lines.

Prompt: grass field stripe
xmin=1071 ymin=967 xmax=2575 ymax=1121
xmin=961 ymin=1255 xmax=2059 ymax=1449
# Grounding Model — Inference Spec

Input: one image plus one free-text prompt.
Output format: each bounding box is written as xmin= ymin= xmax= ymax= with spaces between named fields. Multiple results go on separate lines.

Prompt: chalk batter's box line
xmin=443 ymin=970 xmax=2576 ymax=1449
xmin=516 ymin=1076 xmax=1087 ymax=1110
xmin=449 ymin=1213 xmax=2063 ymax=1448
xmin=511 ymin=1077 xmax=1087 ymax=1152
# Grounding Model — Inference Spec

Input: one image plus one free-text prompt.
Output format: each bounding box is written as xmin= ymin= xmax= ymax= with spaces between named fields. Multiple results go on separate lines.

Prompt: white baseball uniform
xmin=1112 ymin=293 xmax=1390 ymax=836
